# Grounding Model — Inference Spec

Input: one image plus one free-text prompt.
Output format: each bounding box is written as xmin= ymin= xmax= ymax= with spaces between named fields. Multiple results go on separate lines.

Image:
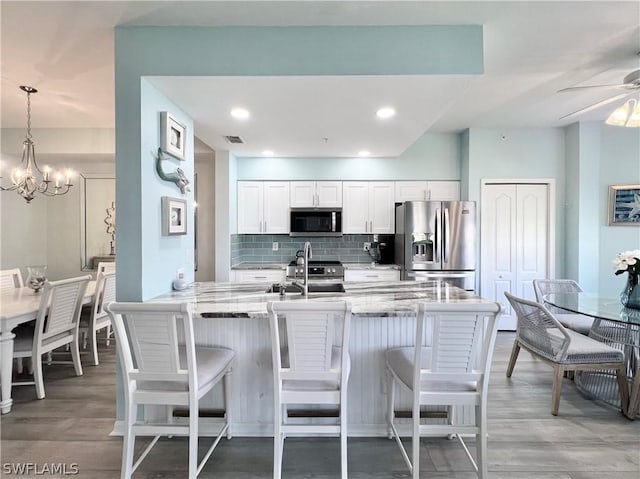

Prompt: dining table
xmin=546 ymin=292 xmax=640 ymax=419
xmin=0 ymin=281 xmax=96 ymax=414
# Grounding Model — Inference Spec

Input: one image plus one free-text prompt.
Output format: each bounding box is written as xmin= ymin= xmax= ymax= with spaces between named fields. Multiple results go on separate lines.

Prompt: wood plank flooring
xmin=1 ymin=332 xmax=639 ymax=478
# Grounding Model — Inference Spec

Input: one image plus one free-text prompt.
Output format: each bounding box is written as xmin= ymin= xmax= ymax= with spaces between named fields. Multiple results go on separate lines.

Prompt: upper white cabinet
xmin=343 ymin=181 xmax=395 ymax=234
xmin=238 ymin=181 xmax=290 ymax=234
xmin=395 ymin=181 xmax=460 ymax=202
xmin=290 ymin=181 xmax=342 ymax=208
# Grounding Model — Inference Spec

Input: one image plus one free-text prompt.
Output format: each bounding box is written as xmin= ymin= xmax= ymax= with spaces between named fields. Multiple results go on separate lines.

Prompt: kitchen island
xmin=140 ymin=280 xmax=494 ymax=436
xmin=151 ymin=279 xmax=487 ymax=318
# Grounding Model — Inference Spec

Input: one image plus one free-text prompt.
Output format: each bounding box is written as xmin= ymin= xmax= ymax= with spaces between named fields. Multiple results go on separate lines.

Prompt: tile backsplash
xmin=231 ymin=234 xmax=391 ymax=266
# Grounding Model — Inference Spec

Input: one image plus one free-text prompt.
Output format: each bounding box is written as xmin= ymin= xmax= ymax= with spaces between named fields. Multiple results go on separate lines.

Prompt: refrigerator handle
xmin=443 ymin=207 xmax=449 ymax=264
xmin=434 ymin=207 xmax=440 ymax=262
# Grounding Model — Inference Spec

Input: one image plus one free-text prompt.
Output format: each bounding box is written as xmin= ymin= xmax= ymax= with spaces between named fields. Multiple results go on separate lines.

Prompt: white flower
xmin=614 ymin=250 xmax=640 ymax=276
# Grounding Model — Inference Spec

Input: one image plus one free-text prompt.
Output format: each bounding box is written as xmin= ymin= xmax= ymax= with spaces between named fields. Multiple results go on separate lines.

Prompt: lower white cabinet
xmin=233 ymin=269 xmax=285 ymax=283
xmin=344 ymin=269 xmax=400 ymax=282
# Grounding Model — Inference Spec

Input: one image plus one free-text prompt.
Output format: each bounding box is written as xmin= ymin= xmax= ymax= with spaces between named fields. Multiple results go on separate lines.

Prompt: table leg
xmin=0 ymin=331 xmax=16 ymax=414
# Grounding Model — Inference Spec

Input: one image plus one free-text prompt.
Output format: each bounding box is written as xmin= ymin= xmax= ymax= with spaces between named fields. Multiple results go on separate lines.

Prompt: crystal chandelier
xmin=0 ymin=86 xmax=73 ymax=203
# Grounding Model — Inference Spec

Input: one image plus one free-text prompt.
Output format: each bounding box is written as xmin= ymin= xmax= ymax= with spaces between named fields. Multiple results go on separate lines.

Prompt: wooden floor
xmin=1 ymin=332 xmax=639 ymax=478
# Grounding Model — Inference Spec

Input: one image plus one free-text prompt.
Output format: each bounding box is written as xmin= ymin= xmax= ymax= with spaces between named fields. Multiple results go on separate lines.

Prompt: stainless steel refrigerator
xmin=395 ymin=201 xmax=476 ymax=291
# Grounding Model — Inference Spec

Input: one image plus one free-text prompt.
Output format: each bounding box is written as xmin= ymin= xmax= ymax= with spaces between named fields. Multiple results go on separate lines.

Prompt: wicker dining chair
xmin=504 ymin=292 xmax=629 ymax=416
xmin=533 ymin=279 xmax=594 ymax=334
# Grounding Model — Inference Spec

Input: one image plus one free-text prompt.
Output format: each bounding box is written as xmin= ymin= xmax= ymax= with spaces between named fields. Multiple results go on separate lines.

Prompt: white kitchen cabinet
xmin=238 ymin=181 xmax=290 ymax=234
xmin=344 ymin=268 xmax=400 ymax=282
xmin=343 ymin=181 xmax=395 ymax=234
xmin=234 ymin=269 xmax=285 ymax=283
xmin=394 ymin=181 xmax=460 ymax=202
xmin=290 ymin=181 xmax=342 ymax=208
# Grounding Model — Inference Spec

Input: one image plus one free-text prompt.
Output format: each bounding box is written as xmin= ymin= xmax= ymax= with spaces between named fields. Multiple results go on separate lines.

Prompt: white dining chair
xmin=267 ymin=301 xmax=352 ymax=479
xmin=0 ymin=268 xmax=24 ymax=291
xmin=504 ymin=292 xmax=629 ymax=416
xmin=106 ymin=302 xmax=235 ymax=479
xmin=385 ymin=302 xmax=502 ymax=479
xmin=12 ymin=275 xmax=91 ymax=399
xmin=79 ymin=271 xmax=116 ymax=365
xmin=533 ymin=279 xmax=594 ymax=334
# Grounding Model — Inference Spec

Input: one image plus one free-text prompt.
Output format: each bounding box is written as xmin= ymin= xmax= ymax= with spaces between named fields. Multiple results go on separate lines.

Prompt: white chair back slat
xmin=93 ymin=271 xmax=116 ymax=321
xmin=431 ymin=315 xmax=483 ymax=374
xmin=0 ymin=268 xmax=23 ymax=290
xmin=286 ymin=311 xmax=334 ymax=372
xmin=127 ymin=313 xmax=182 ymax=374
xmin=41 ymin=277 xmax=90 ymax=338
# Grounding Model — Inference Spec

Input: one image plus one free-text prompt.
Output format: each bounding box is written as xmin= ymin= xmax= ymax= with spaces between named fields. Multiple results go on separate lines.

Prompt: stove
xmin=286 ymin=260 xmax=344 ymax=281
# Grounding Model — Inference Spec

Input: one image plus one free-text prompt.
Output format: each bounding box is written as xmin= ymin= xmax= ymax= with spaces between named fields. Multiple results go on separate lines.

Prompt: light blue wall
xmin=597 ymin=125 xmax=640 ymax=297
xmin=114 ymin=76 xmax=194 ymax=302
xmin=565 ymin=122 xmax=601 ymax=291
xmin=140 ymin=79 xmax=195 ymax=297
xmin=466 ymin=127 xmax=567 ymax=277
xmin=237 ymin=132 xmax=460 ymax=180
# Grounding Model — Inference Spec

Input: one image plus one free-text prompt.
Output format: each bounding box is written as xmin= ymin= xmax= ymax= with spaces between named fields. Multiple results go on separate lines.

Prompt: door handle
xmin=264 ymin=221 xmax=267 ymax=232
xmin=443 ymin=208 xmax=449 ymax=263
xmin=434 ymin=208 xmax=440 ymax=261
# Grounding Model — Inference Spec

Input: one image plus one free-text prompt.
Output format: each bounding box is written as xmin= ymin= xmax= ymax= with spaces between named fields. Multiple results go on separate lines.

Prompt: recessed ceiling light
xmin=262 ymin=150 xmax=274 ymax=156
xmin=230 ymin=108 xmax=250 ymax=120
xmin=376 ymin=107 xmax=396 ymax=119
xmin=358 ymin=150 xmax=371 ymax=157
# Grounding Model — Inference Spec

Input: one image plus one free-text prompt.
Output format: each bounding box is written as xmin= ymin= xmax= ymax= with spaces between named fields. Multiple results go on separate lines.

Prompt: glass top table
xmin=545 ymin=292 xmax=640 ymax=325
xmin=545 ymin=291 xmax=640 ymax=419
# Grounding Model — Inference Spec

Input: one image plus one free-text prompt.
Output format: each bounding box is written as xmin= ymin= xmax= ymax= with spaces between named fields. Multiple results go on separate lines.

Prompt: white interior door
xmin=481 ymin=183 xmax=550 ymax=330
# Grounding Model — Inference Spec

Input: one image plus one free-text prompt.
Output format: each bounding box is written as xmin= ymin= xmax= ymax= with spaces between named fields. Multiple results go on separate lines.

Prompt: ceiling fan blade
xmin=558 ymin=83 xmax=632 ymax=93
xmin=559 ymin=93 xmax=632 ymax=120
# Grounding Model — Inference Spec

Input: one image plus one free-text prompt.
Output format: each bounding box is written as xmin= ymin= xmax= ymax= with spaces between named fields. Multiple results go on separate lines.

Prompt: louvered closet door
xmin=481 ymin=183 xmax=549 ymax=330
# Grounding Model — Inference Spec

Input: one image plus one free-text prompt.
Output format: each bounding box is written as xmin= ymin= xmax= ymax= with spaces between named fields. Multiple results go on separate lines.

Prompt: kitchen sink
xmin=266 ymin=284 xmax=303 ymax=294
xmin=266 ymin=283 xmax=346 ymax=294
xmin=307 ymin=283 xmax=345 ymax=293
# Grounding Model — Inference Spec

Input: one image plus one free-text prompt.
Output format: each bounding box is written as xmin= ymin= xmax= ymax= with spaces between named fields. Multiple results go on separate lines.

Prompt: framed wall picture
xmin=160 ymin=112 xmax=186 ymax=160
xmin=609 ymin=184 xmax=640 ymax=226
xmin=162 ymin=196 xmax=187 ymax=235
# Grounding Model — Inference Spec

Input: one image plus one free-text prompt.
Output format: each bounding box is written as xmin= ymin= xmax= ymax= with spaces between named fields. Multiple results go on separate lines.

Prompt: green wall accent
xmin=116 ymin=25 xmax=483 ymax=77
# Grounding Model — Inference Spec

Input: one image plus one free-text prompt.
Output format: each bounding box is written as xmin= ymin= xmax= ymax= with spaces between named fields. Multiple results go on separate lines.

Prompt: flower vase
xmin=621 ymin=274 xmax=640 ymax=310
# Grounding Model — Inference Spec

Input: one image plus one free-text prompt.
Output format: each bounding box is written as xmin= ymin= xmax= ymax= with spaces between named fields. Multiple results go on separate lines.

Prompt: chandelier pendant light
xmin=605 ymin=98 xmax=640 ymax=127
xmin=0 ymin=85 xmax=73 ymax=203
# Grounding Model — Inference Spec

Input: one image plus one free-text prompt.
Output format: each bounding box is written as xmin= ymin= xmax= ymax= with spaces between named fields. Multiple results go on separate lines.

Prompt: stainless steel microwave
xmin=290 ymin=208 xmax=342 ymax=236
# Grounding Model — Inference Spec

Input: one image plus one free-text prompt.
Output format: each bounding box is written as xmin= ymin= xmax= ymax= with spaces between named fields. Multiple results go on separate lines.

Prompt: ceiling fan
xmin=558 ymin=68 xmax=640 ymax=120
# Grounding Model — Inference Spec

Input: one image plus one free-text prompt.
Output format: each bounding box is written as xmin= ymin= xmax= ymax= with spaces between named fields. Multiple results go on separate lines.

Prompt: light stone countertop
xmin=150 ymin=280 xmax=490 ymax=318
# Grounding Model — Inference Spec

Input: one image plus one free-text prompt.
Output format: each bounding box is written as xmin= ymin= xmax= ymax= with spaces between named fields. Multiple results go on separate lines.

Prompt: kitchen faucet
xmin=293 ymin=241 xmax=312 ymax=295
